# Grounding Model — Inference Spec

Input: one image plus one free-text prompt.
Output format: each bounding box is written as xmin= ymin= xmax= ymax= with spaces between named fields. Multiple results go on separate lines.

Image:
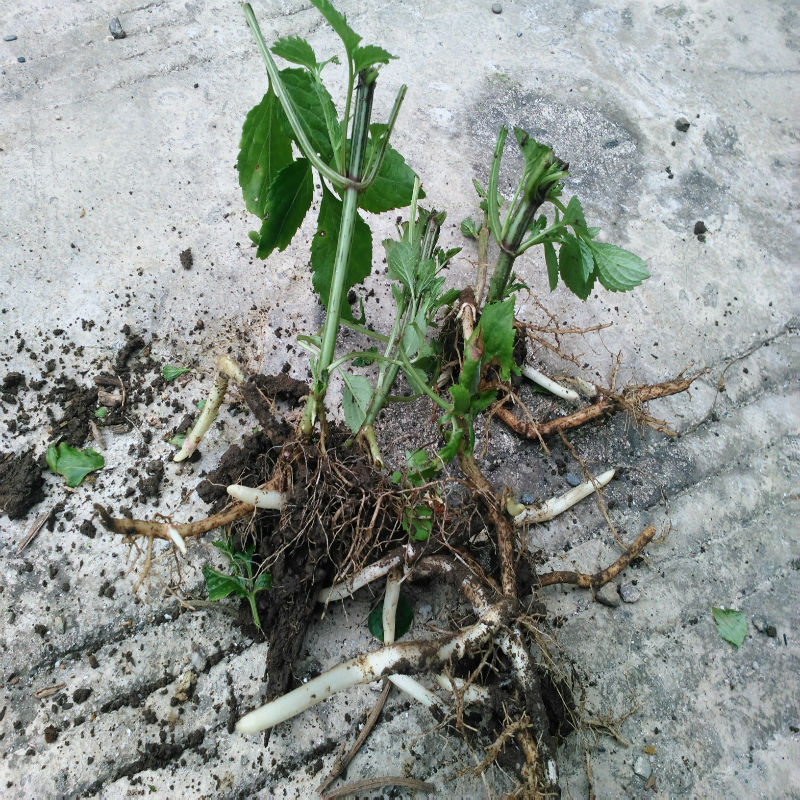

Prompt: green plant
xmin=95 ymin=3 xmax=703 ymax=794
xmin=46 ymin=441 xmax=104 ymax=487
xmin=202 ymin=535 xmax=272 ymax=630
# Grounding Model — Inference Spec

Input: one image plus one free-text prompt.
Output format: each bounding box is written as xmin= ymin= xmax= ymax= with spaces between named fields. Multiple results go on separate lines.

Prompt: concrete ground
xmin=1 ymin=0 xmax=798 ymax=797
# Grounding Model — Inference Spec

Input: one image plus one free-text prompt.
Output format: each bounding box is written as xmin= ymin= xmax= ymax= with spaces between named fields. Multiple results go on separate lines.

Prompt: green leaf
xmin=368 ymin=592 xmax=414 ymax=641
xmin=253 ymin=572 xmax=273 ymax=592
xmin=558 ymin=234 xmax=595 ymax=300
xmin=352 ymin=347 xmax=378 ymax=367
xmin=310 ymin=0 xmax=361 ymax=57
xmin=403 ymin=504 xmax=433 ymax=541
xmin=49 ymin=443 xmax=104 ymax=488
xmin=544 ymin=240 xmax=559 ymax=291
xmin=384 ymin=238 xmax=417 ymax=290
xmin=162 ymin=365 xmax=191 ymax=382
xmin=359 ymin=143 xmax=421 ymax=214
xmin=514 ymin=126 xmax=553 ymax=174
xmin=460 ymin=217 xmax=479 ymax=240
xmin=256 ymin=158 xmax=313 ymax=259
xmin=472 ymin=178 xmax=488 ymax=198
xmin=479 ymin=299 xmax=516 ymax=380
xmin=449 ymin=384 xmax=471 ymax=415
xmin=168 ymin=433 xmax=187 ymax=448
xmin=341 ymin=372 xmax=373 ymax=433
xmin=202 ymin=564 xmax=247 ymax=601
xmin=46 ymin=443 xmax=59 ymax=474
xmin=94 ymin=407 xmax=108 ymax=420
xmin=353 ymin=44 xmax=395 ymax=73
xmin=562 ymin=195 xmax=588 ymax=231
xmin=280 ymin=68 xmax=338 ymax=162
xmin=238 ymin=89 xmax=293 ymax=218
xmin=311 ymin=183 xmax=373 ymax=319
xmin=271 ymin=36 xmax=317 ymax=71
xmin=588 ymin=241 xmax=650 ymax=292
xmin=712 ymin=607 xmax=747 ymax=647
xmin=436 ymin=288 xmax=461 ymax=309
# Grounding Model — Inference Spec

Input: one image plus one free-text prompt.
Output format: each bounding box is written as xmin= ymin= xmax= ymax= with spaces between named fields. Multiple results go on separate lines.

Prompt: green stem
xmin=305 ymin=72 xmax=375 ymax=431
xmin=248 ymin=593 xmax=262 ymax=630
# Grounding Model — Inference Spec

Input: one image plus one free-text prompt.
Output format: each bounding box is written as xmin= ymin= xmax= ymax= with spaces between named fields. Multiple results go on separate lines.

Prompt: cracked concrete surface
xmin=1 ymin=1 xmax=798 ymax=797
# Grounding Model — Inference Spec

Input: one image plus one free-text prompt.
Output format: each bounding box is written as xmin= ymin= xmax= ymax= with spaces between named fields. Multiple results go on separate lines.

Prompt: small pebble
xmin=766 ymin=625 xmax=777 ymax=638
xmin=4 ymin=34 xmax=18 ymax=42
xmin=17 ymin=56 xmax=25 ymax=63
xmin=634 ymin=754 xmax=652 ymax=779
xmin=565 ymin=472 xmax=581 ymax=487
xmin=44 ymin=725 xmax=58 ymax=744
xmin=675 ymin=117 xmax=690 ymax=132
xmin=694 ymin=220 xmax=707 ymax=236
xmin=752 ymin=616 xmax=767 ymax=633
xmin=619 ymin=583 xmax=641 ymax=603
xmin=595 ymin=583 xmax=621 ymax=608
xmin=521 ymin=492 xmax=535 ymax=505
xmin=53 ymin=616 xmax=66 ymax=634
xmin=492 ymin=3 xmax=502 ymax=13
xmin=109 ymin=17 xmax=126 ymax=39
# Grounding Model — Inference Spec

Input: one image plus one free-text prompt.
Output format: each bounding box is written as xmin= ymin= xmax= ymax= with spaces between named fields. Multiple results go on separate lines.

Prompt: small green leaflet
xmin=94 ymin=407 xmax=108 ymax=420
xmin=237 ymin=89 xmax=293 ymax=218
xmin=256 ymin=158 xmax=313 ymax=259
xmin=162 ymin=365 xmax=191 ymax=382
xmin=359 ymin=142 xmax=421 ymax=214
xmin=368 ymin=592 xmax=413 ymax=641
xmin=353 ymin=44 xmax=395 ymax=73
xmin=562 ymin=195 xmax=588 ymax=231
xmin=341 ymin=372 xmax=372 ymax=433
xmin=712 ymin=607 xmax=747 ymax=647
xmin=384 ymin=238 xmax=417 ymax=291
xmin=588 ymin=241 xmax=650 ymax=292
xmin=202 ymin=564 xmax=249 ymax=601
xmin=168 ymin=433 xmax=187 ymax=448
xmin=402 ymin=504 xmax=433 ymax=541
xmin=479 ymin=299 xmax=517 ymax=381
xmin=46 ymin=442 xmax=104 ymax=488
xmin=271 ymin=36 xmax=317 ymax=71
xmin=460 ymin=217 xmax=479 ymax=240
xmin=544 ymin=240 xmax=559 ymax=291
xmin=513 ymin=126 xmax=554 ymax=176
xmin=558 ymin=234 xmax=595 ymax=300
xmin=311 ymin=184 xmax=373 ymax=319
xmin=310 ymin=0 xmax=361 ymax=57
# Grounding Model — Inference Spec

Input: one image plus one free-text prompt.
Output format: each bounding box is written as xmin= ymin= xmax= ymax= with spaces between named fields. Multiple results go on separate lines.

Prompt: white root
xmin=318 ymin=543 xmax=422 ymax=604
xmin=571 ymin=375 xmax=598 ymax=399
xmin=388 ymin=674 xmax=444 ymax=709
xmin=173 ymin=356 xmax=246 ymax=463
xmin=512 ymin=468 xmax=615 ymax=527
xmin=382 ymin=569 xmax=445 ymax=711
xmin=434 ymin=674 xmax=491 ymax=705
xmin=236 ymin=601 xmax=508 ymax=734
xmin=226 ymin=485 xmax=286 ymax=510
xmin=165 ymin=524 xmax=187 ymax=555
xmin=520 ymin=365 xmax=580 ymax=404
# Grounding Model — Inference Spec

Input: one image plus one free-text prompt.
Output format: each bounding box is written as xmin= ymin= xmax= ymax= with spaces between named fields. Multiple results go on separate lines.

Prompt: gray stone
xmin=565 ymin=472 xmax=581 ymax=487
xmin=675 ymin=117 xmax=691 ymax=132
xmin=634 ymin=755 xmax=652 ymax=779
xmin=109 ymin=17 xmax=126 ymax=39
xmin=521 ymin=491 xmax=535 ymax=505
xmin=53 ymin=616 xmax=65 ymax=634
xmin=4 ymin=34 xmax=18 ymax=42
xmin=16 ymin=56 xmax=25 ymax=63
xmin=595 ymin=583 xmax=621 ymax=608
xmin=619 ymin=583 xmax=641 ymax=603
xmin=491 ymin=3 xmax=502 ymax=13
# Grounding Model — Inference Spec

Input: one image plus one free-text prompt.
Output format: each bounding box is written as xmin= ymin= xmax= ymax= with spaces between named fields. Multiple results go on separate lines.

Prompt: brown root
xmin=495 ymin=372 xmax=704 ymax=441
xmin=537 ymin=525 xmax=657 ymax=589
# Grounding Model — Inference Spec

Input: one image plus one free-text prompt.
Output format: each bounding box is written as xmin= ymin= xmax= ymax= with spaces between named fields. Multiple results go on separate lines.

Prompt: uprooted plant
xmin=94 ymin=1 xmax=701 ymax=795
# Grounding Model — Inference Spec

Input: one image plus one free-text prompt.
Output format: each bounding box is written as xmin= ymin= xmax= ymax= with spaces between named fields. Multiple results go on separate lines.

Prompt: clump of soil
xmin=0 ymin=449 xmax=45 ymax=519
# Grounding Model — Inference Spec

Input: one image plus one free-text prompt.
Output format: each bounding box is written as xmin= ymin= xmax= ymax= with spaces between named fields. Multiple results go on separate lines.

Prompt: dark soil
xmin=0 ymin=449 xmax=45 ymax=519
